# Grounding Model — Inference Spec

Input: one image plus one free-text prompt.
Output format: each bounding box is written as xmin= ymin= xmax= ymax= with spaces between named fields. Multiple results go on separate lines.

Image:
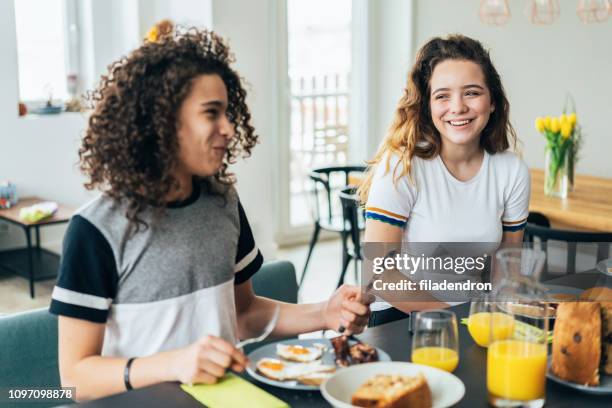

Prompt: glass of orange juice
xmin=487 ymin=247 xmax=549 ymax=407
xmin=487 ymin=300 xmax=549 ymax=407
xmin=411 ymin=310 xmax=459 ymax=372
xmin=468 ymin=297 xmax=515 ymax=347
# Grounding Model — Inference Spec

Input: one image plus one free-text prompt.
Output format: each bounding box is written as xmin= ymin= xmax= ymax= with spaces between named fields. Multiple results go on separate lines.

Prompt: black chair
xmin=523 ymin=211 xmax=551 ymax=244
xmin=338 ymin=187 xmax=364 ymax=288
xmin=299 ymin=166 xmax=366 ymax=288
xmin=524 ymin=223 xmax=612 ymax=278
xmin=527 ymin=211 xmax=551 ymax=228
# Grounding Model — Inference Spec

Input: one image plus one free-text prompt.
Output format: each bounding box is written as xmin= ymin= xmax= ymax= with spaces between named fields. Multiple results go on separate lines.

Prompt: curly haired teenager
xmin=358 ymin=35 xmax=530 ymax=326
xmin=50 ymin=28 xmax=371 ymax=401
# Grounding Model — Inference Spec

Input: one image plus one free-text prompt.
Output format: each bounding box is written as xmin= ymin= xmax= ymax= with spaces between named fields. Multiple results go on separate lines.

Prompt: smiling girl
xmin=49 ymin=28 xmax=370 ymax=401
xmin=359 ymin=35 xmax=530 ymax=326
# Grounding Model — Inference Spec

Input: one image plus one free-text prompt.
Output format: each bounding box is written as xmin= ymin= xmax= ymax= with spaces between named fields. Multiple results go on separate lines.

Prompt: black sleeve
xmin=234 ymin=201 xmax=264 ymax=285
xmin=49 ymin=215 xmax=118 ymax=323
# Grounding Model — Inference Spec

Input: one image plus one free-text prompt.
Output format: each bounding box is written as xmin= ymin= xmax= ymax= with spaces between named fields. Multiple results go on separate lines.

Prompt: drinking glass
xmin=468 ymin=296 xmax=515 ymax=347
xmin=411 ymin=310 xmax=459 ymax=372
xmin=487 ymin=248 xmax=549 ymax=408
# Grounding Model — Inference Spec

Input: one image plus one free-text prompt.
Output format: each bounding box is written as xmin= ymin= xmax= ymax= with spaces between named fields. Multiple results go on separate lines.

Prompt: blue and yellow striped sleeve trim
xmin=365 ymin=207 xmax=408 ymax=228
xmin=502 ymin=217 xmax=527 ymax=232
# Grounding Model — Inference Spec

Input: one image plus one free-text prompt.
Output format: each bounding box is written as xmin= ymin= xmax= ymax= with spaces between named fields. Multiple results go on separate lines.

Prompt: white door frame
xmin=274 ymin=0 xmax=372 ymax=247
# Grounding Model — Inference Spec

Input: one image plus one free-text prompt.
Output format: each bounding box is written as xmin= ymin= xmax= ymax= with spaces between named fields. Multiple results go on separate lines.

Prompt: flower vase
xmin=567 ymin=147 xmax=575 ymax=192
xmin=544 ymin=147 xmax=568 ymax=198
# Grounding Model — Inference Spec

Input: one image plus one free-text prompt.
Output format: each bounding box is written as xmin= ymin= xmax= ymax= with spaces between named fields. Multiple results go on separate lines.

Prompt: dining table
xmin=59 ymin=272 xmax=611 ymax=408
xmin=529 ymin=169 xmax=612 ymax=232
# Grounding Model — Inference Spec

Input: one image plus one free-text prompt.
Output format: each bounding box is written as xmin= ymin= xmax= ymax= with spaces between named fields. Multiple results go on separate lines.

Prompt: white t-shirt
xmin=365 ymin=150 xmax=530 ymax=311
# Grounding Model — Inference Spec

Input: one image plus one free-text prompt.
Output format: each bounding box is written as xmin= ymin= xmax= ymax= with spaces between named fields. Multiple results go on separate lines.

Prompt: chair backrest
xmin=0 ymin=308 xmax=60 ymax=404
xmin=524 ymin=223 xmax=612 ymax=275
xmin=527 ymin=211 xmax=551 ymax=228
xmin=251 ymin=260 xmax=298 ymax=304
xmin=524 ymin=211 xmax=551 ymax=244
xmin=339 ymin=187 xmax=363 ymax=258
xmin=248 ymin=260 xmax=298 ymax=352
xmin=309 ymin=166 xmax=366 ymax=224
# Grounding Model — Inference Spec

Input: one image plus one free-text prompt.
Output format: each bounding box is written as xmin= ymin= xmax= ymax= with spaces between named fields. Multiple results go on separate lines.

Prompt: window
xmin=286 ymin=0 xmax=352 ymax=227
xmin=14 ymin=0 xmax=79 ymax=104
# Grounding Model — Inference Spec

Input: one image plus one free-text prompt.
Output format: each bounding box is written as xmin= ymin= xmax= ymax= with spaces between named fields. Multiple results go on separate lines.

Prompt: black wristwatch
xmin=124 ymin=357 xmax=136 ymax=390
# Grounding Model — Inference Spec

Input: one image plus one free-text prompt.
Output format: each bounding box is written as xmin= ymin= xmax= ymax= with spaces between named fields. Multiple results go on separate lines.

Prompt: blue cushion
xmin=246 ymin=260 xmax=298 ymax=353
xmin=0 ymin=308 xmax=60 ymax=407
xmin=251 ymin=260 xmax=298 ymax=303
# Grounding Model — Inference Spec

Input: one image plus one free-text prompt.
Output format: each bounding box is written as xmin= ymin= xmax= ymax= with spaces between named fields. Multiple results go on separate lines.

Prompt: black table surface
xmin=61 ymin=272 xmax=611 ymax=408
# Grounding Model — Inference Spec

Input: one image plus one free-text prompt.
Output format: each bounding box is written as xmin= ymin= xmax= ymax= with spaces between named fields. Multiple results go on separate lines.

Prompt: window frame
xmin=14 ymin=0 xmax=81 ymax=108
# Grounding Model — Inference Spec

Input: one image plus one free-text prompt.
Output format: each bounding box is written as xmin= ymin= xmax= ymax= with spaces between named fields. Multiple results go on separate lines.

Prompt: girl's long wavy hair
xmin=358 ymin=34 xmax=517 ymax=203
xmin=79 ymin=27 xmax=257 ymax=228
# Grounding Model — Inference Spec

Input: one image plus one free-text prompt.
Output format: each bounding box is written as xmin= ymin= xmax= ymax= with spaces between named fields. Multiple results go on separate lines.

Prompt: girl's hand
xmin=171 ymin=335 xmax=248 ymax=384
xmin=323 ymin=284 xmax=373 ymax=334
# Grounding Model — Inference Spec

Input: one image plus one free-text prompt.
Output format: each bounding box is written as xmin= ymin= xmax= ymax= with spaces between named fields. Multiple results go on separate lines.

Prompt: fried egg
xmin=256 ymin=358 xmax=335 ymax=382
xmin=276 ymin=344 xmax=324 ymax=362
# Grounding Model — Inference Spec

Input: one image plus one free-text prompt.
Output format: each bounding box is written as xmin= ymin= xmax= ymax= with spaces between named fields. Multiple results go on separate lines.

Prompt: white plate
xmin=547 ymin=359 xmax=612 ymax=395
xmin=321 ymin=361 xmax=465 ymax=408
xmin=246 ymin=338 xmax=391 ymax=391
xmin=543 ymin=284 xmax=584 ymax=297
xmin=596 ymin=258 xmax=612 ymax=276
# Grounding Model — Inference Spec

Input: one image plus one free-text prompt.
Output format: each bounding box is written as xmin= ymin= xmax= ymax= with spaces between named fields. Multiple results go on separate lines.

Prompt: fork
xmin=235 ymin=304 xmax=280 ymax=349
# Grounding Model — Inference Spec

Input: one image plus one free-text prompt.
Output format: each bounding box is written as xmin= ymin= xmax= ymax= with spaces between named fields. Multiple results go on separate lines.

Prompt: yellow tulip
xmin=559 ymin=113 xmax=567 ymax=127
xmin=535 ymin=117 xmax=545 ymax=133
xmin=550 ymin=117 xmax=560 ymax=133
xmin=146 ymin=26 xmax=159 ymax=43
xmin=561 ymin=122 xmax=572 ymax=139
xmin=568 ymin=112 xmax=577 ymax=126
xmin=544 ymin=116 xmax=552 ymax=130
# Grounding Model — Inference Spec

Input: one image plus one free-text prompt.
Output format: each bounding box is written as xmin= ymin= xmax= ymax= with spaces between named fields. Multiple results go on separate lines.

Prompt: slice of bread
xmin=351 ymin=373 xmax=432 ymax=408
xmin=297 ymin=371 xmax=333 ymax=386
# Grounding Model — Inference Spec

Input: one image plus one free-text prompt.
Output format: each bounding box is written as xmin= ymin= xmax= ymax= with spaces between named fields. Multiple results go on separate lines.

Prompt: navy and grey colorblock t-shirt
xmin=49 ymin=182 xmax=263 ymax=357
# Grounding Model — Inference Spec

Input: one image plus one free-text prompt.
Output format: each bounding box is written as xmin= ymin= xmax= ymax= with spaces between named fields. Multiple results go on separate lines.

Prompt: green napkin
xmin=180 ymin=373 xmax=290 ymax=408
xmin=460 ymin=318 xmax=553 ymax=343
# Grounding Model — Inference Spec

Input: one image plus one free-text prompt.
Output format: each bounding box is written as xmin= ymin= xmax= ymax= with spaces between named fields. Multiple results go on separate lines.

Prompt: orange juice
xmin=487 ymin=340 xmax=547 ymax=401
xmin=412 ymin=347 xmax=459 ymax=372
xmin=468 ymin=312 xmax=515 ymax=347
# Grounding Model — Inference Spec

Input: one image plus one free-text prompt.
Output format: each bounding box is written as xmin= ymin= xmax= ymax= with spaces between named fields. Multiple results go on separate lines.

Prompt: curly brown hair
xmin=79 ymin=27 xmax=258 ymax=227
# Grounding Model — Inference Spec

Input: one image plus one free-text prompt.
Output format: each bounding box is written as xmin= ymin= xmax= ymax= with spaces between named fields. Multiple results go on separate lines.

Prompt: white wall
xmin=351 ymin=0 xmax=416 ymax=162
xmin=409 ymin=0 xmax=612 ymax=176
xmin=211 ymin=0 xmax=278 ymax=257
xmin=371 ymin=0 xmax=415 ymax=156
